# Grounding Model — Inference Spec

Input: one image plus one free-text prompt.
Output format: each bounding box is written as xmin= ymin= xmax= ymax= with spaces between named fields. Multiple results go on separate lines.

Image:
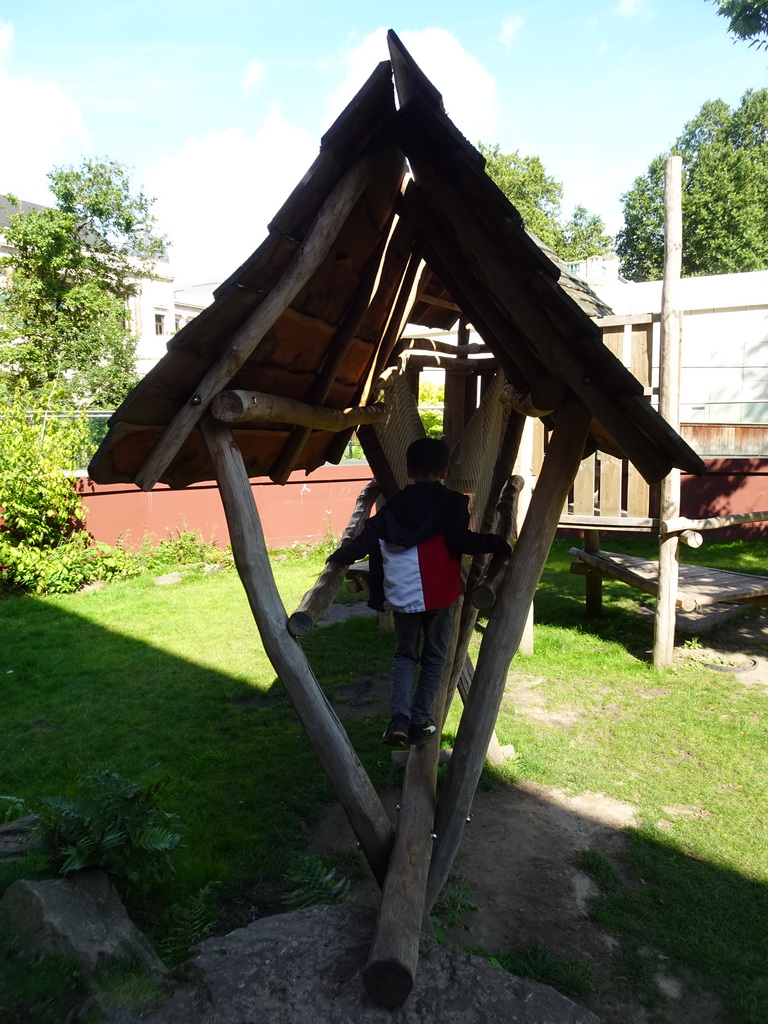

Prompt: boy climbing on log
xmin=327 ymin=438 xmax=511 ymax=747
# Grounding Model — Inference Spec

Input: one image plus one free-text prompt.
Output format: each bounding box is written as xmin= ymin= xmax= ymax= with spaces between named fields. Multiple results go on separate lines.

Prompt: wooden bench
xmin=570 ymin=548 xmax=768 ymax=612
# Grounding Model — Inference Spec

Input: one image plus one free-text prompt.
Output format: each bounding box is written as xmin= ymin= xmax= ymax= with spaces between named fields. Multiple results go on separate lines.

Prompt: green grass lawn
xmin=1 ymin=538 xmax=767 ymax=1022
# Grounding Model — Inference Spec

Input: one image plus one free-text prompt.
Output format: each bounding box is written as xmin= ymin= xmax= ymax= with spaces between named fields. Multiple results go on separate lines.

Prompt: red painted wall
xmin=681 ymin=458 xmax=768 ymax=538
xmin=76 ymin=464 xmax=374 ymax=551
xmin=75 ymin=458 xmax=768 ymax=551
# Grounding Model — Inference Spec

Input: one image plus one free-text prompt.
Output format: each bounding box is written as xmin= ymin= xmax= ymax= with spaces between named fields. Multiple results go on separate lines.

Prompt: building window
xmin=174 ymin=315 xmax=181 ymax=333
xmin=155 ymin=313 xmax=165 ymax=336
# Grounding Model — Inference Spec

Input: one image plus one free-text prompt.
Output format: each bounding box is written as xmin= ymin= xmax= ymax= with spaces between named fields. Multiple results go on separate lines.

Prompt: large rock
xmin=100 ymin=903 xmax=599 ymax=1023
xmin=0 ymin=869 xmax=166 ymax=977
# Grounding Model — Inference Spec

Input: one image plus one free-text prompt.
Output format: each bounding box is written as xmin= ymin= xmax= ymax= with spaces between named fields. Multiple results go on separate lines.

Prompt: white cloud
xmin=0 ymin=20 xmax=89 ymax=202
xmin=499 ymin=15 xmax=525 ymax=52
xmin=615 ymin=0 xmax=649 ymax=17
xmin=146 ymin=103 xmax=317 ymax=286
xmin=326 ymin=27 xmax=498 ymax=144
xmin=242 ymin=59 xmax=266 ymax=98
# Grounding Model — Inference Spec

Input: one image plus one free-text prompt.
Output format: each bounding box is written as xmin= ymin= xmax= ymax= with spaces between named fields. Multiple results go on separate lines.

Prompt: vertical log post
xmin=363 ymin=736 xmax=437 ymax=1007
xmin=583 ymin=528 xmax=602 ymax=616
xmin=363 ymin=603 xmax=461 ymax=1006
xmin=653 ymin=155 xmax=683 ymax=668
xmin=426 ymin=398 xmax=592 ymax=912
xmin=200 ymin=417 xmax=393 ymax=884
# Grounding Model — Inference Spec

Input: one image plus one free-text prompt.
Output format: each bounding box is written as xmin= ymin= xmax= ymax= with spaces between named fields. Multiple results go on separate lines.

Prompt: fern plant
xmin=27 ymin=770 xmax=182 ymax=892
xmin=282 ymin=855 xmax=353 ymax=911
xmin=159 ymin=881 xmax=221 ymax=966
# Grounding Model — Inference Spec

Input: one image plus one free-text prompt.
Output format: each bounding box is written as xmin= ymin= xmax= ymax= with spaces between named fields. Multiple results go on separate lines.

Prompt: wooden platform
xmin=570 ymin=548 xmax=768 ymax=613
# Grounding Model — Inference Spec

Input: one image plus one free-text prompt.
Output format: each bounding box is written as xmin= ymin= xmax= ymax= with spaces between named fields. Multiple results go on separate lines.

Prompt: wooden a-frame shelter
xmin=91 ymin=32 xmax=705 ymax=1006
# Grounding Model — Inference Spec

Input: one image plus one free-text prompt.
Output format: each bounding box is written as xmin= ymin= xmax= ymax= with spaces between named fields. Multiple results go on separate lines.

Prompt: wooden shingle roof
xmin=90 ymin=31 xmax=704 ymax=490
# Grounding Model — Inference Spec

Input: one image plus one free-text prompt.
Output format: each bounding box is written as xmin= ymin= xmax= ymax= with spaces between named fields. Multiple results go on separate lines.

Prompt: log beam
xmin=200 ymin=416 xmax=392 ymax=884
xmin=661 ymin=511 xmax=768 ymax=534
xmin=211 ymin=389 xmax=388 ymax=431
xmin=363 ymin=741 xmax=436 ymax=1006
xmin=364 ymin=601 xmax=461 ymax=1005
xmin=500 ymin=378 xmax=566 ymax=418
xmin=288 ymin=479 xmax=381 ymax=637
xmin=654 ymin=156 xmax=683 ymax=669
xmin=401 ymin=336 xmax=489 ymax=356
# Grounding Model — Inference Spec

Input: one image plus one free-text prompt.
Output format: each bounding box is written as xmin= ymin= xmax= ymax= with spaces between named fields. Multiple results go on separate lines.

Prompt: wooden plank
xmin=626 ymin=463 xmax=650 ymax=519
xmin=570 ymin=548 xmax=696 ymax=612
xmin=571 ymin=549 xmax=768 ymax=608
xmin=630 ymin=323 xmax=653 ymax=387
xmin=558 ymin=516 xmax=658 ymax=531
xmin=600 ymin=454 xmax=623 ymax=517
xmin=601 ymin=326 xmax=624 ymax=359
xmin=597 ymin=313 xmax=658 ymax=328
xmin=199 ymin=416 xmax=392 ymax=884
xmin=133 ymin=153 xmax=377 ymax=492
xmin=426 ymin=398 xmax=592 ymax=914
xmin=572 ymin=454 xmax=596 ymax=516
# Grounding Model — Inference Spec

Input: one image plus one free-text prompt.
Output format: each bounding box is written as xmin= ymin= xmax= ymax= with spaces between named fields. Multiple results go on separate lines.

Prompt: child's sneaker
xmin=381 ymin=714 xmax=409 ymax=746
xmin=408 ymin=719 xmax=437 ymax=746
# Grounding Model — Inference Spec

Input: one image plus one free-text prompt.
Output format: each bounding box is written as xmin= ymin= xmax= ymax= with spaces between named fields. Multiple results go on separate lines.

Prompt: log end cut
xmin=363 ymin=956 xmax=414 ymax=1007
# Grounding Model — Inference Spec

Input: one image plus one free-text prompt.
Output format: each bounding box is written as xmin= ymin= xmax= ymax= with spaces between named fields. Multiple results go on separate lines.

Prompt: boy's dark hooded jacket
xmin=328 ymin=481 xmax=511 ymax=613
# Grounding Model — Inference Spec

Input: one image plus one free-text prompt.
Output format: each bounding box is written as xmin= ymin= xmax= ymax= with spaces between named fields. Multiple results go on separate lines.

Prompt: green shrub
xmin=0 ymin=384 xmax=137 ymax=594
xmin=133 ymin=528 xmax=232 ymax=575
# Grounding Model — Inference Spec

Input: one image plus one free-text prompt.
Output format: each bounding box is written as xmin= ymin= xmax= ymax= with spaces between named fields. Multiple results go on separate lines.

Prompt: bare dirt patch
xmin=309 ymin=601 xmax=768 ymax=1022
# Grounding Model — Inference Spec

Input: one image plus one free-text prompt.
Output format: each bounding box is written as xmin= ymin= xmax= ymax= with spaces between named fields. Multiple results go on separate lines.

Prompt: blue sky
xmin=1 ymin=1 xmax=765 ymax=284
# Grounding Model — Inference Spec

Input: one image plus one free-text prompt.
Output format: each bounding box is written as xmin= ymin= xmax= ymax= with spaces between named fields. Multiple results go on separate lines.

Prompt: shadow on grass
xmin=468 ymin=759 xmax=768 ymax=1024
xmin=2 ymin=582 xmax=767 ymax=1023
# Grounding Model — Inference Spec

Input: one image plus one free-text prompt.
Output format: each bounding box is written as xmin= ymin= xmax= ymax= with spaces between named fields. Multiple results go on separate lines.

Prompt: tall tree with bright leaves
xmin=479 ymin=143 xmax=613 ymax=261
xmin=616 ymin=89 xmax=768 ymax=280
xmin=710 ymin=0 xmax=768 ymax=51
xmin=0 ymin=159 xmax=167 ymax=406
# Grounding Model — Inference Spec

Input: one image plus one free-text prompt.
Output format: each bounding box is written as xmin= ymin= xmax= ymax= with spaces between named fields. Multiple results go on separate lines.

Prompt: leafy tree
xmin=616 ymin=89 xmax=768 ymax=280
xmin=479 ymin=143 xmax=613 ymax=260
xmin=710 ymin=0 xmax=768 ymax=50
xmin=559 ymin=206 xmax=614 ymax=262
xmin=0 ymin=159 xmax=167 ymax=406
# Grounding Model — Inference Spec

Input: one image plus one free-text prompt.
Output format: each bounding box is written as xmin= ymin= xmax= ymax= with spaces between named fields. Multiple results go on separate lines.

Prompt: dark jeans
xmin=390 ymin=605 xmax=453 ymax=723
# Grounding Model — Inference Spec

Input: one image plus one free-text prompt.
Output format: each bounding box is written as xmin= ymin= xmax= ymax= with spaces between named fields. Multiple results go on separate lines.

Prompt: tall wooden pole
xmin=653 ymin=156 xmax=683 ymax=668
xmin=200 ymin=417 xmax=393 ymax=884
